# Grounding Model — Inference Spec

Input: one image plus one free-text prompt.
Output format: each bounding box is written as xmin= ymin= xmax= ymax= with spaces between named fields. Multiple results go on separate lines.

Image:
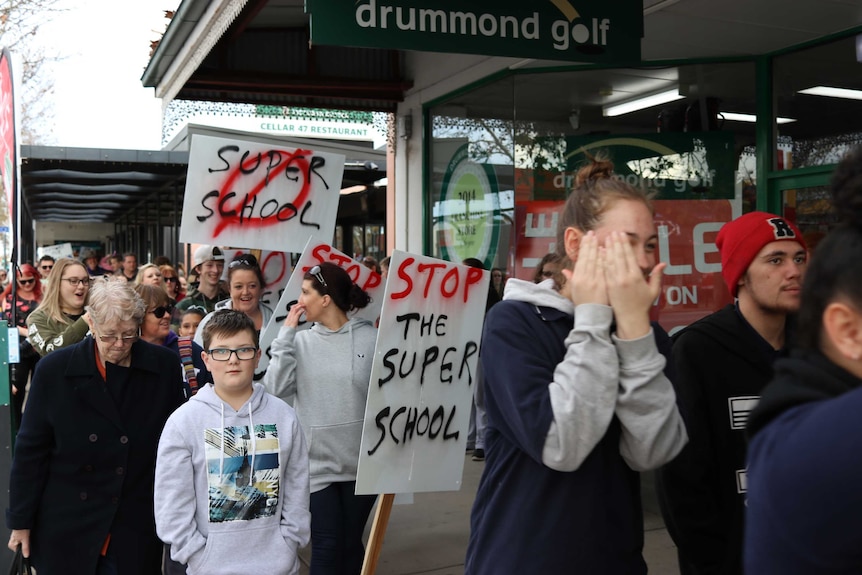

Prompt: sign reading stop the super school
xmin=255 ymin=238 xmax=386 ymax=382
xmin=307 ymin=0 xmax=642 ymax=63
xmin=355 ymin=251 xmax=489 ymax=495
xmin=180 ymin=134 xmax=345 ymax=253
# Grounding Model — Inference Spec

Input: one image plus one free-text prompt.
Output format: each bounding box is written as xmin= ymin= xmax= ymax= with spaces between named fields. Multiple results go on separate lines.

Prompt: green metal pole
xmin=755 ymin=55 xmax=776 ymax=214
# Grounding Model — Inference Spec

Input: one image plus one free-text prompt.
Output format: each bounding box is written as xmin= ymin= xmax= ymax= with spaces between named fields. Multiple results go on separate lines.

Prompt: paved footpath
xmin=299 ymin=454 xmax=682 ymax=575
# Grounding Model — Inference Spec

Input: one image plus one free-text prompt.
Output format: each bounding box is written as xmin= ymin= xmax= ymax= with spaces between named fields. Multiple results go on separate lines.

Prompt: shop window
xmin=774 ymin=34 xmax=862 ymax=169
xmin=428 ymin=61 xmax=758 ymax=332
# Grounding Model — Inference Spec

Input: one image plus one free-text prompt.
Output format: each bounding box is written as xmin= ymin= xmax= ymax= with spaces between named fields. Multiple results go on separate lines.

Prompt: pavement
xmin=299 ymin=454 xmax=682 ymax=575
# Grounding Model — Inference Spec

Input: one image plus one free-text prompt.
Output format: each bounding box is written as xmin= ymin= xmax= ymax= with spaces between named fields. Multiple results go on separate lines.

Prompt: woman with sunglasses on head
xmin=6 ymin=277 xmax=186 ymax=574
xmin=26 ymin=257 xmax=91 ymax=357
xmin=1 ymin=263 xmax=44 ymax=424
xmin=193 ymin=253 xmax=273 ymax=348
xmin=265 ymin=262 xmax=377 ymax=575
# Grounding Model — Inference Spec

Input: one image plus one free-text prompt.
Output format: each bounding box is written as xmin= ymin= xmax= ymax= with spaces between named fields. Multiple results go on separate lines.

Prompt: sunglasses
xmin=540 ymin=270 xmax=555 ymax=278
xmin=163 ymin=276 xmax=178 ymax=283
xmin=40 ymin=265 xmax=53 ymax=270
xmin=150 ymin=305 xmax=174 ymax=319
xmin=18 ymin=278 xmax=36 ymax=285
xmin=229 ymin=254 xmax=259 ymax=269
xmin=309 ymin=265 xmax=328 ymax=290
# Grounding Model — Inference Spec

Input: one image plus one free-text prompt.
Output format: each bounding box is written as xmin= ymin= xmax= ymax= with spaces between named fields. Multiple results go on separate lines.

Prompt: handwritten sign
xmin=355 ymin=250 xmax=489 ymax=495
xmin=255 ymin=238 xmax=385 ymax=381
xmin=37 ymin=243 xmax=74 ymax=261
xmin=180 ymin=134 xmax=345 ymax=252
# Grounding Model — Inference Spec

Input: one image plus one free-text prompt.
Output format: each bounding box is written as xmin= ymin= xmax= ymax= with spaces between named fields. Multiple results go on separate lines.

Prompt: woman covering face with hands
xmin=465 ymin=156 xmax=687 ymax=575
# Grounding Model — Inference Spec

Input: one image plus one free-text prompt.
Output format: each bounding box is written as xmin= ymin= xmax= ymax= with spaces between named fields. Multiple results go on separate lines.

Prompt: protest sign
xmin=179 ymin=134 xmax=345 ymax=252
xmin=355 ymin=250 xmax=489 ymax=494
xmin=255 ymin=238 xmax=385 ymax=381
xmin=37 ymin=243 xmax=73 ymax=261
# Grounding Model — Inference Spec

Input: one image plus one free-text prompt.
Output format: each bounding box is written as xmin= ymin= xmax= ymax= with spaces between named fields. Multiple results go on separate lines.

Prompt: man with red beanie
xmin=657 ymin=211 xmax=808 ymax=575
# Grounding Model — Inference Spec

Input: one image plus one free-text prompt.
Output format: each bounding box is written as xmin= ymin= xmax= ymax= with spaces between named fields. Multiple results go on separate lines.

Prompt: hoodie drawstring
xmin=219 ymin=402 xmax=225 ymax=480
xmin=248 ymin=400 xmax=256 ymax=478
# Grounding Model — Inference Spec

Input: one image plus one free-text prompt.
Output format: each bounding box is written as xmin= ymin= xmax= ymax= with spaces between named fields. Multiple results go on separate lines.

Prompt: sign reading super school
xmin=306 ymin=0 xmax=643 ymax=63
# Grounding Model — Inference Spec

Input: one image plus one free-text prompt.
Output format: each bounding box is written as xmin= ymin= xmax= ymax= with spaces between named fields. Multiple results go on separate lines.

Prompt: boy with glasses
xmin=155 ymin=309 xmax=310 ymax=575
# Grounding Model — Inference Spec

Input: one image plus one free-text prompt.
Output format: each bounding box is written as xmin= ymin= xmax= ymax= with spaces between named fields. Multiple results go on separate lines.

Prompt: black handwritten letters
xmin=367 ymin=310 xmax=479 ymax=456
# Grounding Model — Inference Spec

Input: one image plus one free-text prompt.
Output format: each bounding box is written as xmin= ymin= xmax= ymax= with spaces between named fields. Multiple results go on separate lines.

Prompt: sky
xmin=34 ymin=0 xmax=178 ymax=150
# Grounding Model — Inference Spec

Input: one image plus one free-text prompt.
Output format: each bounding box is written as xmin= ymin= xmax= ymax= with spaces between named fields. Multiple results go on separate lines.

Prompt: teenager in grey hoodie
xmin=264 ymin=262 xmax=378 ymax=575
xmin=155 ymin=310 xmax=310 ymax=575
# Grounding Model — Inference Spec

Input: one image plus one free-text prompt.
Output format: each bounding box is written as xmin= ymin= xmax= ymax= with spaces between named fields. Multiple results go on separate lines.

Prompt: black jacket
xmin=656 ymin=304 xmax=791 ymax=575
xmin=6 ymin=336 xmax=185 ymax=575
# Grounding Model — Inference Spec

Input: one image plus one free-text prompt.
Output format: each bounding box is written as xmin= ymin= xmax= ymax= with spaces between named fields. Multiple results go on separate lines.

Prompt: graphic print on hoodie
xmin=206 ymin=424 xmax=281 ymax=522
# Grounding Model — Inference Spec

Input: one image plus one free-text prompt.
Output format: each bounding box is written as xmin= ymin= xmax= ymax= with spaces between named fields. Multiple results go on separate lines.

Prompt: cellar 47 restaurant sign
xmin=306 ymin=0 xmax=642 ymax=63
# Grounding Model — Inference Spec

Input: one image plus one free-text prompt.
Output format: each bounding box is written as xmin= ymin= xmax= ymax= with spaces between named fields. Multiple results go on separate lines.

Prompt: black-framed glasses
xmin=97 ymin=330 xmax=140 ymax=345
xmin=18 ymin=278 xmax=35 ymax=285
xmin=62 ymin=277 xmax=90 ymax=287
xmin=207 ymin=347 xmax=258 ymax=361
xmin=163 ymin=276 xmax=178 ymax=283
xmin=229 ymin=254 xmax=259 ymax=269
xmin=309 ymin=265 xmax=328 ymax=290
xmin=150 ymin=305 xmax=174 ymax=319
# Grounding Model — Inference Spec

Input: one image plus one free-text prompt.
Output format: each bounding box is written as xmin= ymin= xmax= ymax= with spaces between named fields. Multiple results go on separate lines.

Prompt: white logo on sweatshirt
xmin=728 ymin=396 xmax=759 ymax=430
xmin=736 ymin=469 xmax=747 ymax=494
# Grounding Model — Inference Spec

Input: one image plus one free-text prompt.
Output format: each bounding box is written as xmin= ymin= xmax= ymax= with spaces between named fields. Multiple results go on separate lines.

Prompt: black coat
xmin=6 ymin=336 xmax=185 ymax=575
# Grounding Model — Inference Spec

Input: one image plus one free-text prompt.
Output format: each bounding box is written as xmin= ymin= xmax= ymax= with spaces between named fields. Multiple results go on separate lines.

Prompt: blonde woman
xmin=135 ymin=263 xmax=164 ymax=288
xmin=26 ymin=258 xmax=91 ymax=356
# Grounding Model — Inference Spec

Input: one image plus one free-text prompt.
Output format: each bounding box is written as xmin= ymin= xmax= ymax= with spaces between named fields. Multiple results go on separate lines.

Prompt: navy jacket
xmin=6 ymin=336 xmax=185 ymax=575
xmin=466 ymin=296 xmax=675 ymax=575
xmin=746 ymin=351 xmax=862 ymax=574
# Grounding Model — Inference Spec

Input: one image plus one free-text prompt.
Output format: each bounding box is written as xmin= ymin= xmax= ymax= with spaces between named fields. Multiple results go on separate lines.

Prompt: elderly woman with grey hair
xmin=6 ymin=276 xmax=186 ymax=575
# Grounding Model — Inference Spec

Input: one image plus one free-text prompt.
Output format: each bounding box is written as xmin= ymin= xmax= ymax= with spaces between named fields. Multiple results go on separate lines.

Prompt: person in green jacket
xmin=26 ymin=257 xmax=91 ymax=356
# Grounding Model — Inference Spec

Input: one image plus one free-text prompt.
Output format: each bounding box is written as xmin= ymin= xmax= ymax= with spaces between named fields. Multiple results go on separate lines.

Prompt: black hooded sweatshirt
xmin=656 ymin=304 xmax=792 ymax=575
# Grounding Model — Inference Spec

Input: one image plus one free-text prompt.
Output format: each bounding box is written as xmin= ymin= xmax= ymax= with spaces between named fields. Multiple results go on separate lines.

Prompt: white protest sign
xmin=356 ymin=250 xmax=490 ymax=495
xmin=180 ymin=134 xmax=345 ymax=252
xmin=37 ymin=243 xmax=74 ymax=261
xmin=222 ymin=249 xmax=293 ymax=313
xmin=255 ymin=238 xmax=385 ymax=381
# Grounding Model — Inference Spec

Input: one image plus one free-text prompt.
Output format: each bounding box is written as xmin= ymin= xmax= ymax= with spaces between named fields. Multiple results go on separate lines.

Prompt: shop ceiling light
xmin=798 ymin=86 xmax=862 ymax=101
xmin=603 ymin=89 xmax=683 ymax=117
xmin=721 ymin=111 xmax=796 ymax=124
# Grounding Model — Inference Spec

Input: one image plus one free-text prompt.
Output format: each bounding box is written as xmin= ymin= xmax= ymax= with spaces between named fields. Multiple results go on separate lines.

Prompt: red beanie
xmin=716 ymin=211 xmax=807 ymax=297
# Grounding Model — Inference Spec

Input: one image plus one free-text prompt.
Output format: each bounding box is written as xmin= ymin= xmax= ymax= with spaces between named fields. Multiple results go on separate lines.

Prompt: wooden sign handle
xmin=360 ymin=493 xmax=396 ymax=575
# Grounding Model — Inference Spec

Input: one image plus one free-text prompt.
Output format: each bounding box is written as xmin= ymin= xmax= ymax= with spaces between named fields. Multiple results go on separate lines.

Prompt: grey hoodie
xmin=154 ymin=382 xmax=310 ymax=575
xmin=264 ymin=317 xmax=377 ymax=493
xmin=503 ymin=277 xmax=687 ymax=472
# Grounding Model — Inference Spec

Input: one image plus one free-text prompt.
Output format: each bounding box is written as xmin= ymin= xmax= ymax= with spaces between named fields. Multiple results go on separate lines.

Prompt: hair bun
xmin=574 ymin=154 xmax=615 ymax=187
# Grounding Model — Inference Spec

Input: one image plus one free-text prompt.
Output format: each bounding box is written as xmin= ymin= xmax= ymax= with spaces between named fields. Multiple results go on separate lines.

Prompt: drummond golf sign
xmin=307 ymin=0 xmax=642 ymax=63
